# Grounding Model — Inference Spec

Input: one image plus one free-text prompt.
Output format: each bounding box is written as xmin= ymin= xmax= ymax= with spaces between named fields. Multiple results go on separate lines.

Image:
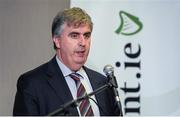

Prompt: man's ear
xmin=53 ymin=36 xmax=61 ymax=49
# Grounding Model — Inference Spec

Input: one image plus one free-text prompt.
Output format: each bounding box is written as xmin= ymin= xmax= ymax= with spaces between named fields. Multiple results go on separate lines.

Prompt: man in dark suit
xmin=13 ymin=7 xmax=123 ymax=116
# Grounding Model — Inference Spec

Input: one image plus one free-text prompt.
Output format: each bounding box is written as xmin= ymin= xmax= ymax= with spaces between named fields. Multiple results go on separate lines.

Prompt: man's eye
xmin=70 ymin=33 xmax=79 ymax=39
xmin=84 ymin=33 xmax=91 ymax=39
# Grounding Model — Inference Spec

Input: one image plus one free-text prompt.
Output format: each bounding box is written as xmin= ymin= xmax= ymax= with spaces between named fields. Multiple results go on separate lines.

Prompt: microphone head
xmin=103 ymin=64 xmax=114 ymax=76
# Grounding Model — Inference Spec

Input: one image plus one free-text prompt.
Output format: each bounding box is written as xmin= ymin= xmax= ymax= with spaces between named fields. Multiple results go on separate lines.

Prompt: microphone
xmin=103 ymin=65 xmax=118 ymax=88
xmin=103 ymin=65 xmax=122 ymax=116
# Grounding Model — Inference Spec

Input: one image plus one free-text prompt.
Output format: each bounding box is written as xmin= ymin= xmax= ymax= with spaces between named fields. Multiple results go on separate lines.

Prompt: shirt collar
xmin=56 ymin=55 xmax=85 ymax=79
xmin=56 ymin=56 xmax=72 ymax=77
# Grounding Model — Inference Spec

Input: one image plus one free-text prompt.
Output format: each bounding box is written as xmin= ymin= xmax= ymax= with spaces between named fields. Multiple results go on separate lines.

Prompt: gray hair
xmin=52 ymin=7 xmax=93 ymax=38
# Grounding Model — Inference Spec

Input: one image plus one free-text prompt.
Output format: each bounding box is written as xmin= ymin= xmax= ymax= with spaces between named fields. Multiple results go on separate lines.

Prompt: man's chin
xmin=75 ymin=59 xmax=87 ymax=66
xmin=71 ymin=62 xmax=85 ymax=71
xmin=75 ymin=57 xmax=87 ymax=63
xmin=76 ymin=60 xmax=86 ymax=65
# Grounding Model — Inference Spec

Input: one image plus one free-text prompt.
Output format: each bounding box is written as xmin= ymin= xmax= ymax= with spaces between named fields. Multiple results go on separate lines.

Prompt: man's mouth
xmin=75 ymin=50 xmax=86 ymax=57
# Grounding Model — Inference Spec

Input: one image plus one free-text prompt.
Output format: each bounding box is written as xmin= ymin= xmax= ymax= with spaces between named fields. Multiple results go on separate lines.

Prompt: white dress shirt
xmin=56 ymin=56 xmax=100 ymax=116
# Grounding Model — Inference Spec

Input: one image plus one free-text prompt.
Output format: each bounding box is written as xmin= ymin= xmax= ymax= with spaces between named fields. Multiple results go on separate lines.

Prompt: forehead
xmin=63 ymin=22 xmax=92 ymax=32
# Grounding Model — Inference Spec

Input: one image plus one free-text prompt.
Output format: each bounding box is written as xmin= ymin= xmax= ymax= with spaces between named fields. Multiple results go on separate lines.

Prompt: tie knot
xmin=69 ymin=73 xmax=81 ymax=82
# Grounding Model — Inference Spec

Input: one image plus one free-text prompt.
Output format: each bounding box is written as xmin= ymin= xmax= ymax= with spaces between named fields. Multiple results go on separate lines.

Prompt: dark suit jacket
xmin=13 ymin=57 xmax=122 ymax=116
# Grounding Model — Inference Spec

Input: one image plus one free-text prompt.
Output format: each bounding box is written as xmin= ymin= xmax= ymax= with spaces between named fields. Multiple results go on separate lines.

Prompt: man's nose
xmin=79 ymin=35 xmax=86 ymax=46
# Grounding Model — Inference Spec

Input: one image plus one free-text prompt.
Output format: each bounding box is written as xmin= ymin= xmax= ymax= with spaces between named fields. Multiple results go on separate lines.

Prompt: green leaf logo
xmin=115 ymin=11 xmax=143 ymax=36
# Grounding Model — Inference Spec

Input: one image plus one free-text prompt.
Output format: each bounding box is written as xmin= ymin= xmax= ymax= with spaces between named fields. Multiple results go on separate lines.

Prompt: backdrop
xmin=71 ymin=0 xmax=180 ymax=116
xmin=0 ymin=0 xmax=70 ymax=115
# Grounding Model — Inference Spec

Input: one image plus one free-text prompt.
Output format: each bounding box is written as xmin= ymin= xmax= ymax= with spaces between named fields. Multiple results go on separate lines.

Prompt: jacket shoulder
xmin=19 ymin=62 xmax=49 ymax=80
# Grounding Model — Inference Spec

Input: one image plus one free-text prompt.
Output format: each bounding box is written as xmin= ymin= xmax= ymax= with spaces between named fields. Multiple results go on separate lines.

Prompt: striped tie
xmin=69 ymin=73 xmax=94 ymax=116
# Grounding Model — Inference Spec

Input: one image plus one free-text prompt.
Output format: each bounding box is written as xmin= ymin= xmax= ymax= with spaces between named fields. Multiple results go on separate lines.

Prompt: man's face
xmin=53 ymin=23 xmax=92 ymax=71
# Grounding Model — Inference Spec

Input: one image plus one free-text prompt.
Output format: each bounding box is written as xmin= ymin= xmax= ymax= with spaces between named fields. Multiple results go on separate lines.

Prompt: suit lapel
xmin=84 ymin=67 xmax=101 ymax=90
xmin=46 ymin=57 xmax=78 ymax=115
xmin=83 ymin=67 xmax=106 ymax=114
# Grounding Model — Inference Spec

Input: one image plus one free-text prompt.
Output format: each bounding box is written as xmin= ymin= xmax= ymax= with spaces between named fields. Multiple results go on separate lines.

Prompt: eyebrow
xmin=69 ymin=31 xmax=91 ymax=35
xmin=69 ymin=32 xmax=80 ymax=35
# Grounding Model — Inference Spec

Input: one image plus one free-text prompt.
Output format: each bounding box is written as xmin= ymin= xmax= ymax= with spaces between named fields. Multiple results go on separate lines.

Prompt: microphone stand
xmin=108 ymin=75 xmax=123 ymax=116
xmin=48 ymin=82 xmax=111 ymax=116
